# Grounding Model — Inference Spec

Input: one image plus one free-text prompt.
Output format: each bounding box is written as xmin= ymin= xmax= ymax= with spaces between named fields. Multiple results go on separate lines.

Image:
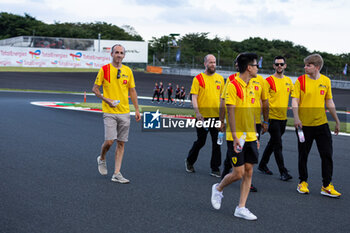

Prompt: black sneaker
xmin=210 ymin=170 xmax=221 ymax=178
xmin=250 ymin=184 xmax=258 ymax=192
xmin=280 ymin=172 xmax=293 ymax=181
xmin=185 ymin=159 xmax=195 ymax=173
xmin=258 ymin=165 xmax=273 ymax=175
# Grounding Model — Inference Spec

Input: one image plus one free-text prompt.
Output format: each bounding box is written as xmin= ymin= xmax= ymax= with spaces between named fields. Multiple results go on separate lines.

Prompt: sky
xmin=1 ymin=0 xmax=349 ymax=55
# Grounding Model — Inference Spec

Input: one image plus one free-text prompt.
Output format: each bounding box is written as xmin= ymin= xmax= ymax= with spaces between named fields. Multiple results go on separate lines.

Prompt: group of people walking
xmin=184 ymin=53 xmax=341 ymax=221
xmin=92 ymin=44 xmax=341 ymax=222
xmin=151 ymin=82 xmax=187 ymax=106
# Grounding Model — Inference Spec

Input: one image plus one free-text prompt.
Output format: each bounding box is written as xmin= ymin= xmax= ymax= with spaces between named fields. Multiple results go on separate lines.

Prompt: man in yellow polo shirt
xmin=185 ymin=54 xmax=224 ymax=177
xmin=292 ymin=54 xmax=341 ymax=197
xmin=211 ymin=53 xmax=260 ymax=221
xmin=93 ymin=44 xmax=141 ymax=184
xmin=219 ymin=57 xmax=268 ymax=193
xmin=258 ymin=56 xmax=294 ymax=181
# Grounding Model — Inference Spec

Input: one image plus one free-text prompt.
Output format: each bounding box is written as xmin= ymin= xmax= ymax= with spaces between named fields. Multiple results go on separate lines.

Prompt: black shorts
xmin=227 ymin=140 xmax=258 ymax=167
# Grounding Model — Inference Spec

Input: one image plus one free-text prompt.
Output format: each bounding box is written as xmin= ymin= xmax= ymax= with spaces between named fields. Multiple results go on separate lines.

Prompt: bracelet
xmin=262 ymin=121 xmax=269 ymax=125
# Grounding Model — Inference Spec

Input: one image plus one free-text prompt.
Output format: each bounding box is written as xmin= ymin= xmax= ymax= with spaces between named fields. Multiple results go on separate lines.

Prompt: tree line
xmin=0 ymin=12 xmax=143 ymax=41
xmin=0 ymin=12 xmax=349 ymax=78
xmin=149 ymin=33 xmax=350 ymax=79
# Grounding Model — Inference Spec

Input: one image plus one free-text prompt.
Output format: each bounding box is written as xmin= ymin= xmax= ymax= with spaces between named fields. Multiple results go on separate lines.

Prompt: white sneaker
xmin=234 ymin=206 xmax=257 ymax=220
xmin=97 ymin=156 xmax=107 ymax=175
xmin=111 ymin=172 xmax=130 ymax=184
xmin=211 ymin=183 xmax=223 ymax=210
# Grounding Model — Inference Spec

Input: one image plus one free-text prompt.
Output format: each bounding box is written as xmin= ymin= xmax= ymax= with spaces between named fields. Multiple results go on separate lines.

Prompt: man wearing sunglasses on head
xmin=258 ymin=56 xmax=293 ymax=181
xmin=93 ymin=44 xmax=141 ymax=184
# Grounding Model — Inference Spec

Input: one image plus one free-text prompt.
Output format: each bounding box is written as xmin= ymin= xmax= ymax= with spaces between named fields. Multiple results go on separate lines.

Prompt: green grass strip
xmin=76 ymin=102 xmax=350 ymax=133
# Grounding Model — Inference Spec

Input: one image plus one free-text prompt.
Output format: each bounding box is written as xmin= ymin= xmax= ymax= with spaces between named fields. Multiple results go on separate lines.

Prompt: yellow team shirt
xmin=266 ymin=75 xmax=294 ymax=120
xmin=249 ymin=75 xmax=268 ymax=124
xmin=190 ymin=72 xmax=225 ymax=118
xmin=94 ymin=64 xmax=135 ymax=114
xmin=291 ymin=74 xmax=332 ymax=126
xmin=225 ymin=77 xmax=257 ymax=142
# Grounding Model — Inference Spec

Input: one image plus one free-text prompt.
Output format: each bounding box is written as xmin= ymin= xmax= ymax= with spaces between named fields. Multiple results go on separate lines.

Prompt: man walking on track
xmin=258 ymin=56 xmax=293 ymax=181
xmin=292 ymin=54 xmax=341 ymax=197
xmin=211 ymin=53 xmax=260 ymax=220
xmin=92 ymin=44 xmax=141 ymax=184
xmin=185 ymin=54 xmax=224 ymax=177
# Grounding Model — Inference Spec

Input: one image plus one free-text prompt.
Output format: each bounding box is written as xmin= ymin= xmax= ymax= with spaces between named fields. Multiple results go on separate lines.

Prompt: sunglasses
xmin=274 ymin=63 xmax=285 ymax=66
xmin=249 ymin=64 xmax=259 ymax=67
xmin=117 ymin=69 xmax=121 ymax=79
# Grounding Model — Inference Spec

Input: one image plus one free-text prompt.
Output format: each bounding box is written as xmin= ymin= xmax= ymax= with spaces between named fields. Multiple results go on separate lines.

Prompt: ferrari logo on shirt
xmin=320 ymin=90 xmax=325 ymax=95
xmin=287 ymin=88 xmax=290 ymax=92
xmin=123 ymin=80 xmax=128 ymax=84
xmin=217 ymin=85 xmax=220 ymax=90
xmin=255 ymin=86 xmax=259 ymax=91
xmin=251 ymin=98 xmax=255 ymax=104
xmin=232 ymin=157 xmax=237 ymax=164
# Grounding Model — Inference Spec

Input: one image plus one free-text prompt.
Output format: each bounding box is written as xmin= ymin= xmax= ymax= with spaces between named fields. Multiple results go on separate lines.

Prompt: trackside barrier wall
xmin=162 ymin=67 xmax=350 ymax=90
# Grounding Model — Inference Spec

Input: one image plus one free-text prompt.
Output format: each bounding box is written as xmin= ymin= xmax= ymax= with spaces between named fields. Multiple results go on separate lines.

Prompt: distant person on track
xmin=167 ymin=83 xmax=173 ymax=104
xmin=211 ymin=53 xmax=260 ymax=220
xmin=159 ymin=82 xmax=165 ymax=103
xmin=180 ymin=86 xmax=186 ymax=106
xmin=92 ymin=44 xmax=141 ymax=184
xmin=292 ymin=54 xmax=341 ymax=197
xmin=258 ymin=56 xmax=293 ymax=181
xmin=152 ymin=82 xmax=160 ymax=103
xmin=174 ymin=84 xmax=181 ymax=105
xmin=185 ymin=54 xmax=224 ymax=177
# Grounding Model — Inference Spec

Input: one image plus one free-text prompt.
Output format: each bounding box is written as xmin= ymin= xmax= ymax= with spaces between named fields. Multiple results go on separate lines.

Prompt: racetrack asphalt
xmin=1 ymin=72 xmax=350 ymax=233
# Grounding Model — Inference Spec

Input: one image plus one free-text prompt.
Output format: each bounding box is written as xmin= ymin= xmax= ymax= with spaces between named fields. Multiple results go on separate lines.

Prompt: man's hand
xmin=219 ymin=120 xmax=225 ymax=132
xmin=105 ymin=98 xmax=115 ymax=108
xmin=334 ymin=121 xmax=340 ymax=135
xmin=233 ymin=136 xmax=241 ymax=153
xmin=196 ymin=112 xmax=204 ymax=122
xmin=261 ymin=122 xmax=268 ymax=134
xmin=135 ymin=110 xmax=141 ymax=122
xmin=294 ymin=119 xmax=302 ymax=129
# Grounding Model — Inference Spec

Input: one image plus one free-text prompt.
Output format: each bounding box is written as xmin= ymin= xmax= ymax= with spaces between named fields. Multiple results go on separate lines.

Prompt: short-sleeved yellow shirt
xmin=291 ymin=74 xmax=332 ymax=126
xmin=190 ymin=72 xmax=225 ymax=118
xmin=225 ymin=77 xmax=257 ymax=142
xmin=94 ymin=64 xmax=135 ymax=114
xmin=249 ymin=75 xmax=268 ymax=124
xmin=266 ymin=75 xmax=294 ymax=120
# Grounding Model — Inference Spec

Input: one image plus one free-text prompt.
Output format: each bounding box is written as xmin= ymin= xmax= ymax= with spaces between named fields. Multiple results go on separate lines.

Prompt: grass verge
xmin=76 ymin=102 xmax=350 ymax=133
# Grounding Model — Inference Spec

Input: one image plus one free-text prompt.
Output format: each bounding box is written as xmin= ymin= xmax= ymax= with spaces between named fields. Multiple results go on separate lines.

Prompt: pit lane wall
xmin=160 ymin=67 xmax=350 ymax=90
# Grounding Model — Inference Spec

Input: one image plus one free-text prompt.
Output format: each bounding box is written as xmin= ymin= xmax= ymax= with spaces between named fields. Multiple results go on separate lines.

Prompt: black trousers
xmin=167 ymin=91 xmax=173 ymax=103
xmin=221 ymin=124 xmax=261 ymax=180
xmin=187 ymin=118 xmax=221 ymax=172
xmin=297 ymin=123 xmax=333 ymax=187
xmin=159 ymin=91 xmax=165 ymax=101
xmin=259 ymin=119 xmax=288 ymax=175
xmin=152 ymin=91 xmax=159 ymax=101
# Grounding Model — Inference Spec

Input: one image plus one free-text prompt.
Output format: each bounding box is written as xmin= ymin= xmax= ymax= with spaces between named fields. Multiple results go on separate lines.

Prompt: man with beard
xmin=258 ymin=56 xmax=293 ymax=181
xmin=185 ymin=54 xmax=224 ymax=177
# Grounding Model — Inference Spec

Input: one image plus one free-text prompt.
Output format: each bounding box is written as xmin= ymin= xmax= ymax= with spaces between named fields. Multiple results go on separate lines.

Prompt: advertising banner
xmin=0 ymin=45 xmax=147 ymax=68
